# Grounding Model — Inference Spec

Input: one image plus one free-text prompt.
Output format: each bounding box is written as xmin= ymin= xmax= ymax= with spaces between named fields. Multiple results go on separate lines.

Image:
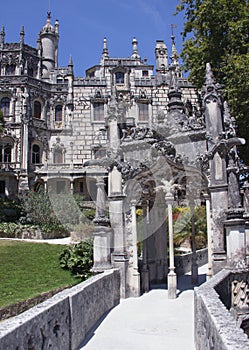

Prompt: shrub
xmin=0 ymin=198 xmax=21 ymax=222
xmin=59 ymin=238 xmax=93 ymax=280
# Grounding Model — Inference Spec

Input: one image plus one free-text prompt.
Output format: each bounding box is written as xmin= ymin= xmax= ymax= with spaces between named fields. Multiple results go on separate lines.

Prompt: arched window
xmin=0 ymin=144 xmax=11 ymax=163
xmin=0 ymin=97 xmax=10 ymax=116
xmin=115 ymin=72 xmax=124 ymax=84
xmin=55 ymin=105 xmax=63 ymax=122
xmin=5 ymin=64 xmax=15 ymax=75
xmin=32 ymin=144 xmax=40 ymax=164
xmin=34 ymin=101 xmax=42 ymax=119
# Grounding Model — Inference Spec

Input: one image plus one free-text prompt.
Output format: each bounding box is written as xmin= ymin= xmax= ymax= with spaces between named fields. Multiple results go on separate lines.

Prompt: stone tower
xmin=38 ymin=12 xmax=59 ymax=78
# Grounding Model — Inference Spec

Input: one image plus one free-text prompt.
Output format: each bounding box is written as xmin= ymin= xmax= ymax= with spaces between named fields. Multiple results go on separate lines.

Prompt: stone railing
xmin=195 ymin=268 xmax=249 ymax=350
xmin=175 ymin=248 xmax=208 ymax=275
xmin=0 ymin=269 xmax=120 ymax=350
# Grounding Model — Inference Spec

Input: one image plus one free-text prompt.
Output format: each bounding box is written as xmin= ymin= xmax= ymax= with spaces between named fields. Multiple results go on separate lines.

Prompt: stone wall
xmin=0 ymin=269 xmax=120 ymax=350
xmin=195 ymin=269 xmax=249 ymax=350
xmin=175 ymin=248 xmax=208 ymax=275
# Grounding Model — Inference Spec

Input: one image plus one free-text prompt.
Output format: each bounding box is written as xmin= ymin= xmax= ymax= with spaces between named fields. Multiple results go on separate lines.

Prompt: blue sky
xmin=1 ymin=0 xmax=184 ymax=77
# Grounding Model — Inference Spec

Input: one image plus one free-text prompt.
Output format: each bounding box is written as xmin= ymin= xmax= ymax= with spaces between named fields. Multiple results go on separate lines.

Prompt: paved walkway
xmin=79 ymin=265 xmax=208 ymax=350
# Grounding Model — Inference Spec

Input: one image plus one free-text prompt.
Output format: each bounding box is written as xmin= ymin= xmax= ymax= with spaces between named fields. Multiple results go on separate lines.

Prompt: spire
xmin=131 ymin=37 xmax=140 ymax=59
xmin=205 ymin=62 xmax=216 ymax=87
xmin=40 ymin=11 xmax=55 ymax=35
xmin=68 ymin=54 xmax=73 ymax=67
xmin=20 ymin=26 xmax=25 ymax=45
xmin=0 ymin=25 xmax=5 ymax=47
xmin=101 ymin=37 xmax=109 ymax=60
xmin=170 ymin=33 xmax=179 ymax=67
xmin=68 ymin=54 xmax=74 ymax=74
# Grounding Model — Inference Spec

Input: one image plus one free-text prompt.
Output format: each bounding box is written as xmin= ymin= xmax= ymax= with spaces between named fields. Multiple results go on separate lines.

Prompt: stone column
xmin=166 ymin=193 xmax=177 ymax=299
xmin=190 ymin=196 xmax=198 ymax=285
xmin=141 ymin=200 xmax=150 ymax=293
xmin=204 ymin=193 xmax=213 ymax=280
xmin=225 ymin=211 xmax=246 ymax=268
xmin=92 ymin=176 xmax=113 ymax=272
xmin=18 ymin=91 xmax=30 ymax=194
xmin=242 ymin=181 xmax=249 ymax=265
xmin=109 ymin=167 xmax=128 ymax=299
xmin=130 ymin=199 xmax=140 ymax=297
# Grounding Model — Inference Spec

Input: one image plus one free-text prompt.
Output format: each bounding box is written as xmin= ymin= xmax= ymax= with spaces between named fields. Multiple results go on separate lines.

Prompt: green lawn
xmin=0 ymin=240 xmax=80 ymax=308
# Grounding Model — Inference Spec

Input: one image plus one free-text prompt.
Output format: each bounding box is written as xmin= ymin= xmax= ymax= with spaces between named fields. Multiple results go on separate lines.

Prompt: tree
xmin=176 ymin=0 xmax=249 ymax=163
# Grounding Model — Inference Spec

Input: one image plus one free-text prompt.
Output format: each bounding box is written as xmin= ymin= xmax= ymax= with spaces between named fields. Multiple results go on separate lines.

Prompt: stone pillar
xmin=109 ymin=168 xmax=128 ymax=299
xmin=166 ymin=193 xmax=177 ymax=299
xmin=92 ymin=176 xmax=113 ymax=272
xmin=225 ymin=211 xmax=246 ymax=268
xmin=141 ymin=200 xmax=150 ymax=293
xmin=18 ymin=91 xmax=30 ymax=194
xmin=242 ymin=181 xmax=249 ymax=265
xmin=130 ymin=200 xmax=140 ymax=297
xmin=204 ymin=193 xmax=213 ymax=280
xmin=190 ymin=196 xmax=198 ymax=285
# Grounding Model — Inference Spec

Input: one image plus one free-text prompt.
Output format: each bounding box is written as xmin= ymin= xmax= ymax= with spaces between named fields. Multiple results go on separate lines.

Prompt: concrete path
xmin=79 ymin=265 xmax=208 ymax=350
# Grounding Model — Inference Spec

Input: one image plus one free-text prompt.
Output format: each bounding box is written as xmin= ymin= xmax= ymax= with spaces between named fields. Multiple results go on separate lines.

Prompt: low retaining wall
xmin=194 ymin=269 xmax=249 ymax=350
xmin=0 ymin=269 xmax=120 ymax=350
xmin=175 ymin=248 xmax=208 ymax=275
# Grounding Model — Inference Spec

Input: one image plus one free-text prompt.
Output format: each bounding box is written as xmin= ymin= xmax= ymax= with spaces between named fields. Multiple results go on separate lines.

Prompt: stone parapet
xmin=195 ymin=268 xmax=249 ymax=350
xmin=0 ymin=269 xmax=120 ymax=350
xmin=174 ymin=248 xmax=208 ymax=275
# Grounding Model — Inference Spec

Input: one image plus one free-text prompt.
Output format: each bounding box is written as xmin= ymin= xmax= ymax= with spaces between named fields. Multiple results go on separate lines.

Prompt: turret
xmin=38 ymin=12 xmax=59 ymax=78
xmin=155 ymin=40 xmax=168 ymax=73
xmin=131 ymin=37 xmax=140 ymax=59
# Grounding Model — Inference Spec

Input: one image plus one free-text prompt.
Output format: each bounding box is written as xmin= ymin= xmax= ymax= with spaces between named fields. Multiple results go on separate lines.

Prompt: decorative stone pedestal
xmin=168 ymin=268 xmax=177 ymax=299
xmin=92 ymin=225 xmax=113 ymax=273
xmin=225 ymin=209 xmax=246 ymax=268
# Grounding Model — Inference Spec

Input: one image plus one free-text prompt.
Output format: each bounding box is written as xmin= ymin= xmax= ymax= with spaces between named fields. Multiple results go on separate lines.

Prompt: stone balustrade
xmin=195 ymin=268 xmax=249 ymax=350
xmin=0 ymin=269 xmax=120 ymax=350
xmin=175 ymin=248 xmax=208 ymax=275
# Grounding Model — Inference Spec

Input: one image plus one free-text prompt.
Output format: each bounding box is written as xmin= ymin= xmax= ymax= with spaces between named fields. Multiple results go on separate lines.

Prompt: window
xmin=142 ymin=70 xmax=149 ymax=77
xmin=0 ymin=181 xmax=5 ymax=195
xmin=93 ymin=102 xmax=104 ymax=121
xmin=115 ymin=72 xmax=124 ymax=84
xmin=32 ymin=144 xmax=40 ymax=164
xmin=0 ymin=97 xmax=10 ymax=116
xmin=54 ymin=148 xmax=63 ymax=164
xmin=0 ymin=144 xmax=11 ymax=162
xmin=138 ymin=102 xmax=149 ymax=122
xmin=34 ymin=101 xmax=41 ymax=119
xmin=5 ymin=64 xmax=15 ymax=75
xmin=55 ymin=105 xmax=63 ymax=122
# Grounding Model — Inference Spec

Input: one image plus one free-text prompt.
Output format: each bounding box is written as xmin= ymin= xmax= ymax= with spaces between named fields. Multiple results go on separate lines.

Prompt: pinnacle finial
xmin=205 ymin=63 xmax=216 ymax=86
xmin=131 ymin=37 xmax=140 ymax=59
xmin=102 ymin=37 xmax=109 ymax=59
xmin=0 ymin=25 xmax=5 ymax=45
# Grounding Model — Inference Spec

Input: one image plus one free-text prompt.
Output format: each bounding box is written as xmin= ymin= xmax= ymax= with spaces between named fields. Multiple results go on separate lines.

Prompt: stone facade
xmin=1 ymin=12 xmax=248 ymax=299
xmin=0 ymin=12 xmax=200 ymax=199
